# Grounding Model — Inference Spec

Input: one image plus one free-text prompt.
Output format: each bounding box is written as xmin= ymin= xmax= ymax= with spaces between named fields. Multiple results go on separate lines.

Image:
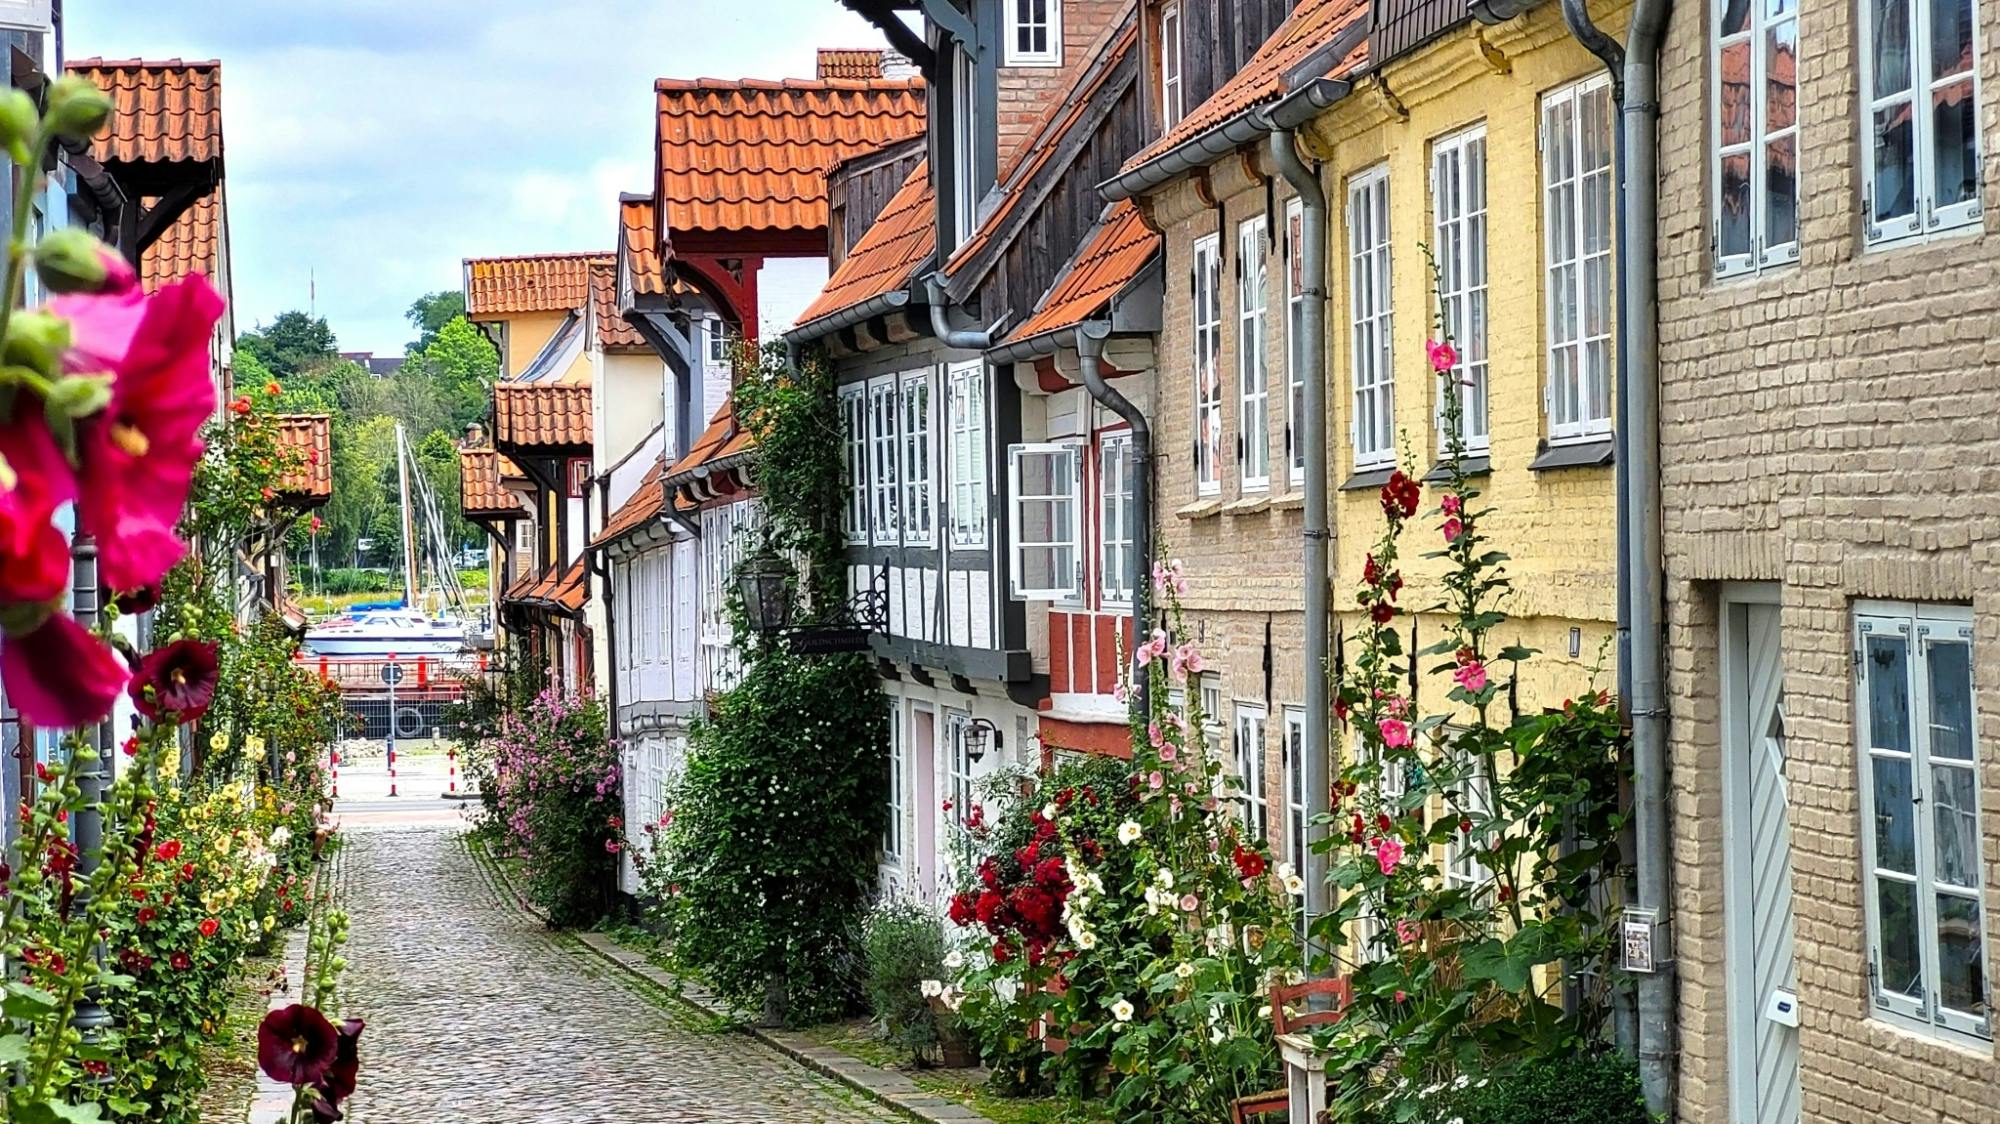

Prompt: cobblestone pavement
xmin=338 ymin=826 xmax=903 ymax=1124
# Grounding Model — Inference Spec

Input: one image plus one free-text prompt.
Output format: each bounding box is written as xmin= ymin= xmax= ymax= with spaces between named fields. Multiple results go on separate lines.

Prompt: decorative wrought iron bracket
xmin=786 ymin=561 xmax=889 ymax=656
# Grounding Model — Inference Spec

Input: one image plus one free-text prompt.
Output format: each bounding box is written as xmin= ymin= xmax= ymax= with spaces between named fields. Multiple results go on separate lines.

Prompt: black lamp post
xmin=736 ymin=548 xmax=795 ymax=635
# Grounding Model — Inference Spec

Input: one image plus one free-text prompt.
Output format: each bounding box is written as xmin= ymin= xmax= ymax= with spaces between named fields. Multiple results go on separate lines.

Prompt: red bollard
xmin=447 ymin=746 xmax=458 ymax=795
xmin=417 ymin=657 xmax=429 ymax=690
xmin=330 ymin=744 xmax=340 ymax=799
xmin=318 ymin=656 xmax=329 ymax=684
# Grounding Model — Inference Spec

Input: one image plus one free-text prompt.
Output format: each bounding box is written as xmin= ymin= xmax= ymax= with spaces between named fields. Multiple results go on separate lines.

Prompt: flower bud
xmin=0 ymin=89 xmax=36 ymax=165
xmin=45 ymin=374 xmax=114 ymax=421
xmin=34 ymin=228 xmax=135 ymax=295
xmin=4 ymin=311 xmax=68 ymax=376
xmin=42 ymin=75 xmax=113 ymax=142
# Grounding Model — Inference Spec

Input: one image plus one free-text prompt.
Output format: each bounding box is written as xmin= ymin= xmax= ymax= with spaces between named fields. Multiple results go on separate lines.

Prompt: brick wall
xmin=1655 ymin=0 xmax=2000 ymax=1110
xmin=996 ymin=0 xmax=1131 ymax=162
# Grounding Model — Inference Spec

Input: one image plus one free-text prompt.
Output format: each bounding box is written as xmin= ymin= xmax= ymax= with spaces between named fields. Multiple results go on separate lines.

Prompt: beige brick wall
xmin=1656 ymin=0 xmax=2000 ymax=1111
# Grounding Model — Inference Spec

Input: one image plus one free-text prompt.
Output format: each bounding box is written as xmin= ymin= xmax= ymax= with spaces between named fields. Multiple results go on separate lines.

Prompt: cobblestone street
xmin=335 ymin=818 xmax=903 ymax=1123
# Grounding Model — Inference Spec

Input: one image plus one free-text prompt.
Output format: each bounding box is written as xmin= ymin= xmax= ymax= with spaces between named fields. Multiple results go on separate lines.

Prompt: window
xmin=1100 ymin=432 xmax=1135 ymax=606
xmin=1005 ymin=0 xmax=1062 ymax=65
xmin=566 ymin=457 xmax=592 ymax=498
xmin=1160 ymin=4 xmax=1185 ymax=128
xmin=706 ymin=319 xmax=732 ymax=363
xmin=1008 ymin=443 xmax=1079 ymax=600
xmin=1191 ymin=234 xmax=1223 ymax=495
xmin=1234 ymin=704 xmax=1269 ymax=845
xmin=945 ymin=710 xmax=977 ymax=870
xmin=867 ymin=379 xmax=900 ymax=545
xmin=1861 ymin=0 xmax=1981 ymax=242
xmin=1282 ymin=708 xmax=1308 ymax=872
xmin=1857 ymin=603 xmax=1989 ymax=1042
xmin=951 ymin=50 xmax=979 ymax=248
xmin=699 ymin=503 xmax=757 ymax=691
xmin=1237 ymin=217 xmax=1270 ymax=491
xmin=1284 ymin=198 xmax=1307 ymax=488
xmin=1542 ymin=76 xmax=1615 ymax=444
xmin=1714 ymin=0 xmax=1800 ymax=272
xmin=1347 ymin=166 xmax=1394 ymax=469
xmin=840 ymin=385 xmax=868 ymax=543
xmin=1200 ymin=676 xmax=1223 ymax=755
xmin=947 ymin=362 xmax=988 ymax=548
xmin=1431 ymin=125 xmax=1490 ymax=454
xmin=901 ymin=370 xmax=934 ymax=546
xmin=884 ymin=700 xmax=904 ymax=863
xmin=1444 ymin=748 xmax=1493 ymax=903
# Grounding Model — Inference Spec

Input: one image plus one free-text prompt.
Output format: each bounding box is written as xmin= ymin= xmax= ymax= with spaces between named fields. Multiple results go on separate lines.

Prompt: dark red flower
xmin=991 ymin=939 xmax=1015 ymax=964
xmin=1375 ymin=812 xmax=1393 ymax=833
xmin=81 ymin=1060 xmax=107 ymax=1078
xmin=155 ymin=839 xmax=182 ymax=861
xmin=1379 ymin=470 xmax=1421 ymax=520
xmin=258 ymin=1004 xmax=339 ymax=1087
xmin=974 ymin=889 xmax=1004 ymax=929
xmin=128 ymin=639 xmax=220 ymax=722
xmin=947 ymin=893 xmax=977 ymax=927
xmin=170 ymin=951 xmax=191 ymax=971
xmin=1231 ymin=845 xmax=1267 ymax=880
xmin=1350 ymin=813 xmax=1366 ymax=843
xmin=199 ymin=917 xmax=220 ymax=938
xmin=310 ymin=1018 xmax=364 ymax=1118
xmin=136 ymin=907 xmax=156 ymax=925
xmin=976 ymin=857 xmax=999 ymax=889
xmin=1079 ymin=839 xmax=1103 ymax=863
xmin=179 ymin=861 xmax=195 ymax=882
xmin=114 ymin=584 xmax=161 ymax=615
xmin=1369 ymin=602 xmax=1394 ymax=625
xmin=1363 ymin=553 xmax=1383 ymax=587
xmin=1032 ymin=856 xmax=1069 ymax=890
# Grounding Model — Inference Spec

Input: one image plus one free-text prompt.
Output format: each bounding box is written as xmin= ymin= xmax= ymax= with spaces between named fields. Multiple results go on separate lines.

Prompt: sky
xmin=65 ymin=0 xmax=895 ymax=355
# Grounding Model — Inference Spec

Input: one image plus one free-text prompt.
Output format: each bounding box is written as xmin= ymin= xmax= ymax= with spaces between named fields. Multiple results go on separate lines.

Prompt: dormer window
xmin=951 ymin=49 xmax=979 ymax=247
xmin=1160 ymin=3 xmax=1184 ymax=127
xmin=1005 ymin=0 xmax=1062 ymax=66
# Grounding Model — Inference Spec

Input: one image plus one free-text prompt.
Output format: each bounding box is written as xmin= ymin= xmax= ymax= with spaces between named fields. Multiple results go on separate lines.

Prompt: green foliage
xmin=862 ymin=901 xmax=950 ymax=1063
xmin=731 ymin=342 xmax=844 ymax=611
xmin=408 ymin=315 xmax=498 ymax=434
xmin=404 ymin=290 xmax=468 ymax=354
xmin=310 ymin=568 xmax=404 ymax=595
xmin=486 ymin=690 xmax=620 ymax=927
xmin=200 ymin=615 xmax=346 ymax=785
xmin=1363 ymin=1051 xmax=1650 ymax=1124
xmin=236 ymin=310 xmax=337 ymax=380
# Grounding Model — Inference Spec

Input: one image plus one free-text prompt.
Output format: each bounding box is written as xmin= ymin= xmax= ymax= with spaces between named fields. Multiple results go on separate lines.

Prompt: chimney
xmin=464 ymin=422 xmax=487 ymax=448
xmin=880 ymin=50 xmax=920 ymax=80
xmin=816 ymin=48 xmax=885 ymax=81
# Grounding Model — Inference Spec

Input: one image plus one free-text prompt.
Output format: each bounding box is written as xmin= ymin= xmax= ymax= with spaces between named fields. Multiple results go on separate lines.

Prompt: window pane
xmin=1873 ymin=756 xmax=1917 ymax=873
xmin=1720 ymin=41 xmax=1753 ymax=145
xmin=1720 ymin=152 xmax=1753 ymax=255
xmin=1931 ymin=81 xmax=1980 ymax=210
xmin=1868 ymin=634 xmax=1913 ymax=752
xmin=1765 ymin=135 xmax=1798 ymax=247
xmin=1936 ymin=892 xmax=1988 ymax=1018
xmin=1927 ymin=639 xmax=1974 ymax=759
xmin=1766 ymin=20 xmax=1798 ymax=131
xmin=1932 ymin=763 xmax=1980 ymax=889
xmin=1929 ymin=0 xmax=1974 ymax=80
xmin=1721 ymin=0 xmax=1751 ymax=35
xmin=1872 ymin=0 xmax=1912 ymax=97
xmin=1872 ymin=105 xmax=1917 ymax=221
xmin=1878 ymin=877 xmax=1925 ymax=996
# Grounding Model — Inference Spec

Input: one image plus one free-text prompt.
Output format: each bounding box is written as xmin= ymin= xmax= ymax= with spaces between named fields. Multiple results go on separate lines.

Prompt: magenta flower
xmin=1442 ymin=517 xmax=1464 ymax=543
xmin=1378 ymin=717 xmax=1410 ymax=748
xmin=128 ymin=638 xmax=220 ymax=723
xmin=0 ymin=611 xmax=128 ymax=729
xmin=1427 ymin=338 xmax=1458 ymax=372
xmin=1375 ymin=837 xmax=1405 ymax=875
xmin=1441 ymin=493 xmax=1462 ymax=516
xmin=1453 ymin=660 xmax=1488 ymax=693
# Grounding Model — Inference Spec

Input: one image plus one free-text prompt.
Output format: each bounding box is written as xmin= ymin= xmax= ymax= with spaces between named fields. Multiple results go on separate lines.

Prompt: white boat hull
xmin=302 ymin=634 xmax=467 ymax=657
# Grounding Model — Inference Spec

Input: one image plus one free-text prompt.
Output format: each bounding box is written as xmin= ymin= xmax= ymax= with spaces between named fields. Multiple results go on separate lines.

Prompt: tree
xmin=405 ymin=291 xmax=467 ymax=355
xmin=409 ymin=316 xmax=498 ymax=435
xmin=237 ymin=310 xmax=338 ymax=380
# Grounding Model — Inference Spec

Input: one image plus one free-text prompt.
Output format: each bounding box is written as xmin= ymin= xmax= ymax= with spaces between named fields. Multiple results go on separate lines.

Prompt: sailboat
xmin=304 ymin=424 xmax=470 ymax=658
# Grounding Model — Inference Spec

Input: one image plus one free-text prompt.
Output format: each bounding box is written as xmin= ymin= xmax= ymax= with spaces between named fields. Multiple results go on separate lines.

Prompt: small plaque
xmin=1764 ymin=988 xmax=1799 ymax=1028
xmin=1621 ymin=909 xmax=1657 ymax=974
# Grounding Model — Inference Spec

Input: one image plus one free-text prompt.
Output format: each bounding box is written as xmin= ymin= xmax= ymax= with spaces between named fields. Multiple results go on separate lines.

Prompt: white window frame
xmin=1541 ymin=75 xmax=1615 ymax=444
xmin=1191 ymin=233 xmax=1224 ymax=495
xmin=884 ymin=698 xmax=905 ymax=863
xmin=1200 ymin=676 xmax=1223 ymax=758
xmin=1284 ymin=197 xmax=1307 ymax=489
xmin=1234 ymin=702 xmax=1269 ymax=845
xmin=951 ymin=50 xmax=979 ymax=249
xmin=1237 ymin=216 xmax=1271 ymax=491
xmin=1712 ymin=0 xmax=1801 ymax=273
xmin=1858 ymin=0 xmax=1983 ymax=245
xmin=1856 ymin=601 xmax=1990 ymax=1042
xmin=1282 ymin=707 xmax=1307 ymax=872
xmin=867 ymin=377 xmax=900 ymax=546
xmin=900 ymin=369 xmax=934 ymax=547
xmin=706 ymin=318 xmax=732 ymax=363
xmin=840 ymin=384 xmax=869 ymax=543
xmin=946 ymin=361 xmax=988 ymax=549
xmin=1444 ymin=747 xmax=1493 ymax=903
xmin=1098 ymin=431 xmax=1135 ymax=607
xmin=944 ymin=709 xmax=977 ymax=872
xmin=1007 ymin=443 xmax=1080 ymax=601
xmin=1347 ymin=165 xmax=1395 ymax=470
xmin=1160 ymin=3 xmax=1185 ymax=128
xmin=1431 ymin=124 xmax=1490 ymax=455
xmin=1003 ymin=0 xmax=1062 ymax=66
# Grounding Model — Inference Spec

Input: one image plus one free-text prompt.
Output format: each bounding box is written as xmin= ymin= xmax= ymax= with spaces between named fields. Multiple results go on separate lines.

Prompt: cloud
xmin=66 ymin=0 xmax=893 ymax=352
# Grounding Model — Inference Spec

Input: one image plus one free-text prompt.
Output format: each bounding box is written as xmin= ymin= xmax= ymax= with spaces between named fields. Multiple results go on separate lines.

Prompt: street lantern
xmin=736 ymin=548 xmax=795 ymax=635
xmin=962 ymin=717 xmax=1002 ymax=764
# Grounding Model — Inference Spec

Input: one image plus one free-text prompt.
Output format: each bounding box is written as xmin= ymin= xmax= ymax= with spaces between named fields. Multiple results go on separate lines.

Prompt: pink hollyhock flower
xmin=58 ymin=276 xmax=224 ymax=592
xmin=1395 ymin=919 xmax=1420 ymax=945
xmin=1159 ymin=744 xmax=1176 ymax=763
xmin=0 ymin=412 xmax=77 ymax=604
xmin=1441 ymin=494 xmax=1462 ymax=516
xmin=1148 ymin=770 xmax=1164 ymax=790
xmin=1148 ymin=722 xmax=1164 ymax=748
xmin=1453 ymin=660 xmax=1488 ymax=693
xmin=1151 ymin=561 xmax=1169 ymax=594
xmin=1 ymin=612 xmax=127 ymax=729
xmin=1149 ymin=629 xmax=1169 ymax=656
xmin=1168 ymin=558 xmax=1188 ymax=594
xmin=1442 ymin=517 xmax=1464 ymax=543
xmin=1179 ymin=892 xmax=1199 ymax=912
xmin=1378 ymin=718 xmax=1410 ymax=748
xmin=1375 ymin=837 xmax=1405 ymax=875
xmin=1427 ymin=339 xmax=1458 ymax=372
xmin=1113 ymin=683 xmax=1128 ymax=703
xmin=1134 ymin=645 xmax=1155 ymax=670
xmin=1395 ymin=989 xmax=1408 ymax=1003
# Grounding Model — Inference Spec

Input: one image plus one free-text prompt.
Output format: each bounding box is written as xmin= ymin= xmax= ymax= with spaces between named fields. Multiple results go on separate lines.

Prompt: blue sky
xmin=66 ymin=1 xmax=893 ymax=355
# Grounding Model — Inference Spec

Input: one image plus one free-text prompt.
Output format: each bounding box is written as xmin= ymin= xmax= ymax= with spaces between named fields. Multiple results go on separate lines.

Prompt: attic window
xmin=1006 ymin=0 xmax=1062 ymax=66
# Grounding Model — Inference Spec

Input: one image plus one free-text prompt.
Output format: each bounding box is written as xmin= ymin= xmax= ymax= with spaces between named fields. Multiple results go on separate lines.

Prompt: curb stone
xmin=466 ymin=835 xmax=996 ymax=1124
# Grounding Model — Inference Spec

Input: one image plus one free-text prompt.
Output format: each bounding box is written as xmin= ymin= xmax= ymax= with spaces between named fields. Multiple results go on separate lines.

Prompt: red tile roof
xmin=1120 ymin=0 xmax=1370 ymax=174
xmin=619 ymin=195 xmax=668 ymax=297
xmin=272 ymin=414 xmax=332 ymax=504
xmin=140 ymin=194 xmax=219 ymax=292
xmin=592 ymin=457 xmax=680 ymax=547
xmin=1006 ymin=200 xmax=1160 ymax=344
xmin=65 ymin=58 xmax=222 ymax=166
xmin=493 ymin=383 xmax=593 ymax=450
xmin=817 ymin=49 xmax=885 ymax=80
xmin=794 ymin=160 xmax=932 ymax=331
xmin=589 ymin=261 xmax=649 ymax=352
xmin=465 ymin=253 xmax=608 ymax=317
xmin=666 ymin=401 xmax=755 ymax=481
xmin=655 ymin=78 xmax=925 ymax=235
xmin=504 ymin=560 xmax=588 ymax=613
xmin=460 ymin=447 xmax=526 ymax=518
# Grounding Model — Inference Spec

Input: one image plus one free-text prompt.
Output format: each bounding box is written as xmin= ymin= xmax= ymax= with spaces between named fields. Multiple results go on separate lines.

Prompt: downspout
xmin=592 ymin=477 xmax=619 ymax=732
xmin=1265 ymin=117 xmax=1333 ymax=951
xmin=1074 ymin=321 xmax=1150 ymax=717
xmin=923 ymin=274 xmax=993 ymax=349
xmin=1563 ymin=0 xmax=1675 ymax=1114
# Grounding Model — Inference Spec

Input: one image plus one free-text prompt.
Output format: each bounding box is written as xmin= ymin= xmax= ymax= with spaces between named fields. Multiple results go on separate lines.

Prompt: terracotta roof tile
xmin=589 ymin=261 xmax=649 ymax=352
xmin=553 ymin=559 xmax=588 ymax=611
xmin=655 ymin=78 xmax=925 ymax=234
xmin=272 ymin=414 xmax=332 ymax=503
xmin=1121 ymin=0 xmax=1370 ymax=174
xmin=465 ymin=252 xmax=608 ymax=317
xmin=140 ymin=194 xmax=219 ymax=292
xmin=664 ymin=400 xmax=758 ymax=488
xmin=619 ymin=195 xmax=668 ymax=297
xmin=502 ymin=568 xmax=541 ymax=603
xmin=503 ymin=560 xmax=586 ymax=612
xmin=817 ymin=49 xmax=885 ymax=80
xmin=493 ymin=383 xmax=593 ymax=451
xmin=593 ymin=457 xmax=668 ymax=546
xmin=65 ymin=58 xmax=222 ymax=166
xmin=1006 ymin=201 xmax=1160 ymax=344
xmin=459 ymin=447 xmax=525 ymax=518
xmin=794 ymin=160 xmax=933 ymax=330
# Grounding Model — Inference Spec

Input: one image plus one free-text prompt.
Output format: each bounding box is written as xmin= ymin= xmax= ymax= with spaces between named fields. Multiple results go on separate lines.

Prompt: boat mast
xmin=395 ymin=423 xmax=419 ymax=609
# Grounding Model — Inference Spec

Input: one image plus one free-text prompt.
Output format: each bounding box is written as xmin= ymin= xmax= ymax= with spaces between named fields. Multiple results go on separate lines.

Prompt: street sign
xmin=380 ymin=664 xmax=405 ymax=686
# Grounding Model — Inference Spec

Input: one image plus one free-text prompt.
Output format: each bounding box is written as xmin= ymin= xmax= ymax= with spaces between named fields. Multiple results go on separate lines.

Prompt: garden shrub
xmin=487 ymin=689 xmax=620 ymax=926
xmin=862 ymin=900 xmax=949 ymax=1063
xmin=1367 ymin=1051 xmax=1649 ymax=1124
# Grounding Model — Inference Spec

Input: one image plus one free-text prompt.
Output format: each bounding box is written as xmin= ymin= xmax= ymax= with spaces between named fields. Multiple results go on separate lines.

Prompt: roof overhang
xmin=1097 ymin=69 xmax=1355 ymax=202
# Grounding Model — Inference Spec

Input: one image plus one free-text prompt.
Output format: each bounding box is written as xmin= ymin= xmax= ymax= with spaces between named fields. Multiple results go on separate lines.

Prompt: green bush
xmin=863 ymin=901 xmax=948 ymax=1063
xmin=1389 ymin=1052 xmax=1650 ymax=1124
xmin=314 ymin=567 xmax=402 ymax=595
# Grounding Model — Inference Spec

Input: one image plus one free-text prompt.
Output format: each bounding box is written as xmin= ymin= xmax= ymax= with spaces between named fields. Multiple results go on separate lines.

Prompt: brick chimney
xmin=816 ymin=48 xmax=886 ymax=81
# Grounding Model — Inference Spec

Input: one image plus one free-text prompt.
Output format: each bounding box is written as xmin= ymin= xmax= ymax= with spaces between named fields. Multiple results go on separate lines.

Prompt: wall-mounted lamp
xmin=962 ymin=717 xmax=1003 ymax=764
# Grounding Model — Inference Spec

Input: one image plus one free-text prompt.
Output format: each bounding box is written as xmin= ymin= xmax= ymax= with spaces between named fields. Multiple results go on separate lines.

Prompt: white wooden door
xmin=1723 ymin=596 xmax=1801 ymax=1124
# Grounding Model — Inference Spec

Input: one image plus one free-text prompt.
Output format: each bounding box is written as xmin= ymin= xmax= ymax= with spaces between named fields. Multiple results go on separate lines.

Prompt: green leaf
xmin=4 ymin=980 xmax=60 ymax=1019
xmin=0 ymin=1034 xmax=26 ymax=1065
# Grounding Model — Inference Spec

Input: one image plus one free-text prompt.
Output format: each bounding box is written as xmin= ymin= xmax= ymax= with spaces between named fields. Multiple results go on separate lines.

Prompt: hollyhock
xmin=1379 ymin=470 xmax=1421 ymax=520
xmin=1442 ymin=517 xmax=1464 ymax=543
xmin=1441 ymin=493 xmax=1462 ymax=517
xmin=311 ymin=1018 xmax=364 ymax=1119
xmin=258 ymin=1004 xmax=339 ymax=1087
xmin=1453 ymin=659 xmax=1488 ymax=693
xmin=1378 ymin=718 xmax=1411 ymax=748
xmin=1427 ymin=338 xmax=1458 ymax=372
xmin=129 ymin=638 xmax=221 ymax=722
xmin=58 ymin=275 xmax=224 ymax=592
xmin=1374 ymin=836 xmax=1405 ymax=875
xmin=1369 ymin=601 xmax=1395 ymax=624
xmin=198 ymin=917 xmax=220 ymax=938
xmin=1 ymin=611 xmax=127 ymax=729
xmin=1148 ymin=721 xmax=1164 ymax=748
xmin=170 ymin=951 xmax=192 ymax=971
xmin=1231 ymin=845 xmax=1267 ymax=880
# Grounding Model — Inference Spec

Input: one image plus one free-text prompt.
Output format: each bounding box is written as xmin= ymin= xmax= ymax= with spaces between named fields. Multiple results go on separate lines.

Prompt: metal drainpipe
xmin=1562 ymin=0 xmax=1675 ymax=1113
xmin=923 ymin=274 xmax=993 ymax=350
xmin=1075 ymin=322 xmax=1150 ymax=718
xmin=1266 ymin=126 xmax=1333 ymax=951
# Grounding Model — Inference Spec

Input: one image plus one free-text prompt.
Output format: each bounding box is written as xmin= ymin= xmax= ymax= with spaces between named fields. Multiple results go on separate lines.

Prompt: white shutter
xmin=1007 ymin=443 xmax=1079 ymax=600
